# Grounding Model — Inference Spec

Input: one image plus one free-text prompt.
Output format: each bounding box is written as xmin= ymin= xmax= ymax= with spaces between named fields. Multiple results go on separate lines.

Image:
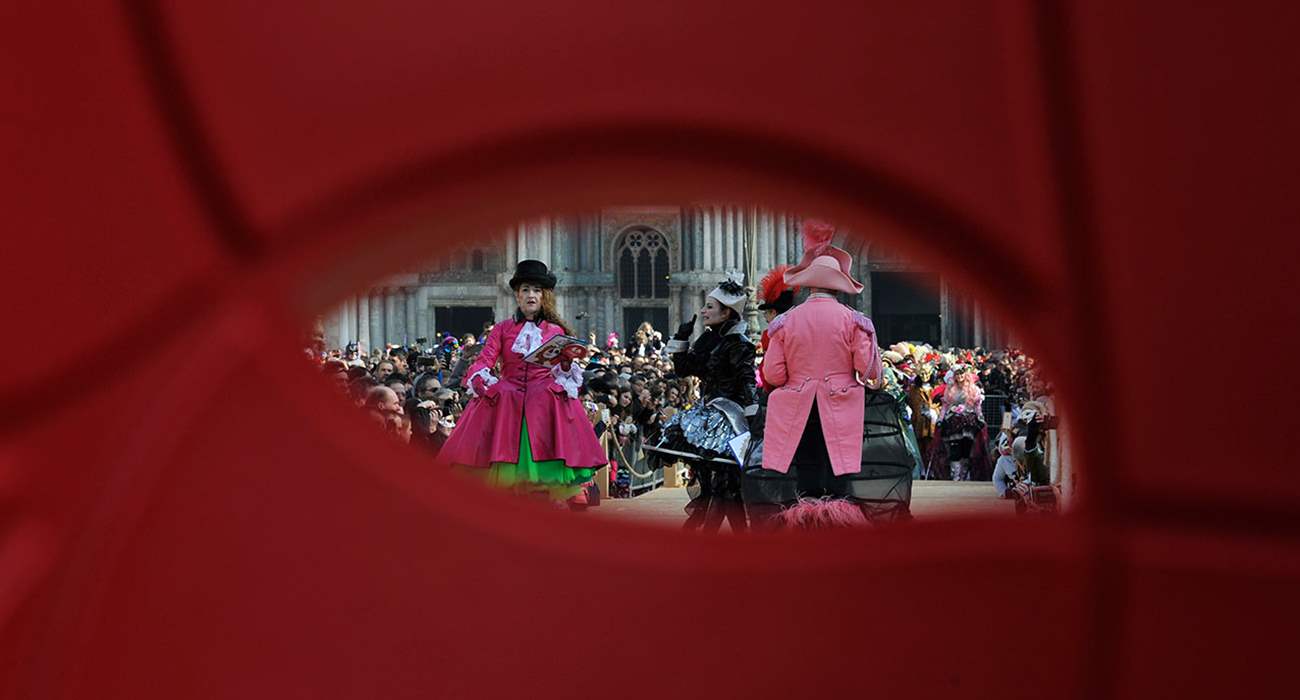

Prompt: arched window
xmin=617 ymin=229 xmax=670 ymax=299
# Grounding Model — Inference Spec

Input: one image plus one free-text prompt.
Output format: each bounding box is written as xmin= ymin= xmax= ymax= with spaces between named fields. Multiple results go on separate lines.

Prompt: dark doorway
xmin=434 ymin=306 xmax=495 ymax=341
xmin=871 ymin=272 xmax=941 ymax=346
xmin=623 ymin=306 xmax=670 ymax=342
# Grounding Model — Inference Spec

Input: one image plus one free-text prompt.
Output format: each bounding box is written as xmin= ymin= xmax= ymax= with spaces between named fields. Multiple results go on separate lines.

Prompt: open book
xmin=523 ymin=334 xmax=590 ymax=366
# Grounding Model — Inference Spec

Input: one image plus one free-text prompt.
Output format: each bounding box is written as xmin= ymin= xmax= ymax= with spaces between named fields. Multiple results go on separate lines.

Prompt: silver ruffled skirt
xmin=644 ymin=397 xmax=749 ymax=466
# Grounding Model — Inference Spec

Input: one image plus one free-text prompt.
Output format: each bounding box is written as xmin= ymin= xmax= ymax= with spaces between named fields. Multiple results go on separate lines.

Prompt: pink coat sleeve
xmin=851 ymin=312 xmax=882 ymax=384
xmin=467 ymin=323 xmax=504 ymax=380
xmin=762 ymin=320 xmax=789 ymax=388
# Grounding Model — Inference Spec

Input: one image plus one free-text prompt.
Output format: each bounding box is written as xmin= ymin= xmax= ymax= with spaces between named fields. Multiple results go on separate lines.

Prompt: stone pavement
xmin=579 ymin=480 xmax=1015 ymax=528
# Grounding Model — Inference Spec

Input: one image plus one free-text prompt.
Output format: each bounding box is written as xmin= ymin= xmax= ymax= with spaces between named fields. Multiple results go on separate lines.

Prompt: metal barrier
xmin=607 ymin=431 xmax=663 ymax=497
xmin=982 ymin=392 xmax=1009 ymax=429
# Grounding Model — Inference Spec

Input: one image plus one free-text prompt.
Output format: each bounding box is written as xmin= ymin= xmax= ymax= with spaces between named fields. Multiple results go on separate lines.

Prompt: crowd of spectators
xmin=307 ymin=320 xmax=1060 ymax=499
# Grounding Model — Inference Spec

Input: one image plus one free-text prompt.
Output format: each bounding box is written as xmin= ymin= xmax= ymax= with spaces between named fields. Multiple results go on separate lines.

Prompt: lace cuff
xmin=467 ymin=367 xmax=498 ymax=398
xmin=550 ymin=361 xmax=583 ymax=399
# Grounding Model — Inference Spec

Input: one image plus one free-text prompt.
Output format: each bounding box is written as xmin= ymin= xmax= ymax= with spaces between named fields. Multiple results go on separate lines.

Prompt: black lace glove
xmin=674 ymin=314 xmax=697 ymax=341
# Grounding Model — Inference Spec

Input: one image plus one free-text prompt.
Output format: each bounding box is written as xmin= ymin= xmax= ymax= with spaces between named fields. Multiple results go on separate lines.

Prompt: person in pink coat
xmin=438 ymin=260 xmax=606 ymax=500
xmin=756 ymin=220 xmax=883 ymax=527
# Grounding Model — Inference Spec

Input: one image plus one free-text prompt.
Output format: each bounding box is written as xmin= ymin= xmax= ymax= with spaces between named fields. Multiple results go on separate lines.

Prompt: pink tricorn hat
xmin=783 ymin=219 xmax=863 ymax=295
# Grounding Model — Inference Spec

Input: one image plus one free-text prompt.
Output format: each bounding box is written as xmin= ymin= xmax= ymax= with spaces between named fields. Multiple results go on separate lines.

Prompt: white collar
xmin=510 ymin=320 xmax=544 ymax=356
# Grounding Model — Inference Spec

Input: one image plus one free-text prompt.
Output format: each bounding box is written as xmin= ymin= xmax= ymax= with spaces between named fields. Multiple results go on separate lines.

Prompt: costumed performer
xmin=756 ymin=264 xmax=797 ymax=391
xmin=738 ymin=264 xmax=795 ymax=472
xmin=927 ymin=365 xmax=992 ymax=481
xmin=747 ymin=219 xmax=887 ymax=528
xmin=644 ymin=272 xmax=758 ymax=533
xmin=878 ymin=351 xmax=927 ymax=481
xmin=438 ymin=260 xmax=606 ymax=500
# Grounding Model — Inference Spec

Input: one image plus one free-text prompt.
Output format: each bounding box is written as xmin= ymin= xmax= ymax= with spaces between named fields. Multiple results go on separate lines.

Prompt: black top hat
xmin=508 ymin=259 xmax=557 ymax=290
xmin=757 ymin=289 xmax=795 ymax=313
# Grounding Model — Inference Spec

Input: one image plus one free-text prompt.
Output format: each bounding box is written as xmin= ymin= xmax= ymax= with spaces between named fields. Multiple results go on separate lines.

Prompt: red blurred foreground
xmin=2 ymin=2 xmax=1298 ymax=698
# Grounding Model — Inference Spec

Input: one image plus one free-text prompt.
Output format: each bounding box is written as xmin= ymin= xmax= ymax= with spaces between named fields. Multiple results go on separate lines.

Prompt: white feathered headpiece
xmin=707 ymin=270 xmax=748 ymax=316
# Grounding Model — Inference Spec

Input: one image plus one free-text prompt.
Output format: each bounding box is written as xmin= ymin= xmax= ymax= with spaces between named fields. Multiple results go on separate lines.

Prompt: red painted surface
xmin=2 ymin=1 xmax=1297 ymax=697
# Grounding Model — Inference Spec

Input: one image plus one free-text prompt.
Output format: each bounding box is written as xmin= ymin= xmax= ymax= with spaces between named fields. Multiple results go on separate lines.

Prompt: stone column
xmin=680 ymin=208 xmax=692 ymax=269
xmin=541 ymin=217 xmax=553 ymax=267
xmin=700 ymin=207 xmax=714 ymax=270
xmin=605 ymin=293 xmax=617 ymax=342
xmin=858 ymin=267 xmax=874 ymax=317
xmin=718 ymin=205 xmax=729 ymax=271
xmin=355 ymin=292 xmax=370 ymax=353
xmin=415 ymin=286 xmax=429 ymax=342
xmin=790 ymin=214 xmax=801 ymax=260
xmin=583 ymin=220 xmax=594 ymax=270
xmin=335 ymin=296 xmax=351 ymax=348
xmin=368 ymin=290 xmax=383 ymax=353
xmin=724 ymin=206 xmax=736 ymax=270
xmin=691 ymin=207 xmax=704 ymax=271
xmin=383 ymin=288 xmax=398 ymax=350
xmin=331 ymin=300 xmax=348 ymax=349
xmin=403 ymin=287 xmax=417 ymax=345
xmin=350 ymin=298 xmax=362 ymax=347
xmin=775 ymin=212 xmax=788 ymax=266
xmin=939 ymin=278 xmax=952 ymax=348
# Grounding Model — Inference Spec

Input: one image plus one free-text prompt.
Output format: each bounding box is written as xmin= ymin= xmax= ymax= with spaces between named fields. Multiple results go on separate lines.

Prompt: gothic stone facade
xmin=325 ymin=206 xmax=1003 ymax=352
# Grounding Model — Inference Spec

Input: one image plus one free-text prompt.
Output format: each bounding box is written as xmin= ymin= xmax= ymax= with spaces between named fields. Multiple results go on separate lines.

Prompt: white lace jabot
xmin=510 ymin=321 xmax=543 ymax=356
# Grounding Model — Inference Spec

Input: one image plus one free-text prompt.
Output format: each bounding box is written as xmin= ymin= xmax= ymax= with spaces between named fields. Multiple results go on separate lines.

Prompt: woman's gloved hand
xmin=469 ymin=373 xmax=489 ymax=396
xmin=470 ymin=373 xmax=498 ymax=404
xmin=674 ymin=314 xmax=697 ymax=341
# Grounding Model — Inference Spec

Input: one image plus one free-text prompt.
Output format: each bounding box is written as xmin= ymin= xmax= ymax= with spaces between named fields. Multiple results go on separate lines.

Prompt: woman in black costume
xmin=644 ymin=273 xmax=758 ymax=533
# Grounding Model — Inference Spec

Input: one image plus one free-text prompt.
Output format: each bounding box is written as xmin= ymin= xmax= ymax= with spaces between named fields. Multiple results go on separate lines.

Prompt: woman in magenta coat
xmin=438 ymin=260 xmax=606 ymax=498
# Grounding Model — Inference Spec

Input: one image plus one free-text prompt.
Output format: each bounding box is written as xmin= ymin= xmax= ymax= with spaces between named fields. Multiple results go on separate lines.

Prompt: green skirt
xmin=470 ymin=416 xmax=597 ymax=500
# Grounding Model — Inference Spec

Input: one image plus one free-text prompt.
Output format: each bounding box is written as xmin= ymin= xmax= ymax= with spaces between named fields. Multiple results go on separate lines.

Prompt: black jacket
xmin=670 ymin=320 xmax=757 ymax=408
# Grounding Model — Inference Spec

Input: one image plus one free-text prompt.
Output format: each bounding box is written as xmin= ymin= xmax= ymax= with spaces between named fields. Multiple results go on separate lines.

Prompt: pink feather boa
xmin=779 ymin=497 xmax=870 ymax=529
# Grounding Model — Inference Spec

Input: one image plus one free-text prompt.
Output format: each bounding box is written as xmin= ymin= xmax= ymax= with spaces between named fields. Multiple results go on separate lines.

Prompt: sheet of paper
xmin=728 ymin=432 xmax=751 ymax=467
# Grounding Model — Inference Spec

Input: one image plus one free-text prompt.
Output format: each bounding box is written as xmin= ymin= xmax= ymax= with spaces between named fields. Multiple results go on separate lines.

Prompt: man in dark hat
xmin=756 ymin=264 xmax=798 ymax=355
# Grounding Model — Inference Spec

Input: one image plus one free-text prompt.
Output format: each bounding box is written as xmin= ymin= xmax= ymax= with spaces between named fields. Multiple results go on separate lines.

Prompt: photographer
xmin=991 ymin=431 xmax=1018 ymax=498
xmin=993 ymin=411 xmax=1053 ymax=513
xmin=405 ymin=397 xmax=447 ymax=458
xmin=412 ymin=372 xmax=441 ymax=402
xmin=1016 ymin=409 xmax=1051 ymax=486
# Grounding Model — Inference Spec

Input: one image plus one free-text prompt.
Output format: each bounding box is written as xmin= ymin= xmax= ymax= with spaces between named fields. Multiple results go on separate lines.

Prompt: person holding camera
xmin=436 ymin=260 xmax=606 ymax=501
xmin=993 ymin=411 xmax=1052 ymax=513
xmin=405 ymin=396 xmax=447 ymax=458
